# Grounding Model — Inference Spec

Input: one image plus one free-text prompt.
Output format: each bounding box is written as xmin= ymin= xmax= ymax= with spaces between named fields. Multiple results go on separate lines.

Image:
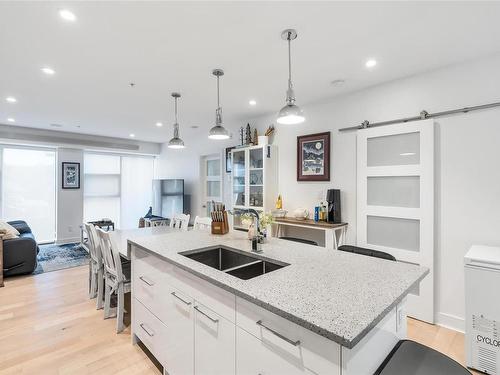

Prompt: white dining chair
xmin=84 ymin=222 xmax=103 ymax=303
xmin=169 ymin=213 xmax=190 ymax=231
xmin=193 ymin=216 xmax=212 ymax=231
xmin=87 ymin=224 xmax=105 ymax=309
xmin=96 ymin=227 xmax=131 ymax=333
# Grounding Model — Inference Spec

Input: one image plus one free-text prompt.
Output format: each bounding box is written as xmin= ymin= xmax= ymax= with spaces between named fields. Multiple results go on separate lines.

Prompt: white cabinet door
xmin=163 ymin=287 xmax=195 ymax=375
xmin=236 ymin=327 xmax=313 ymax=375
xmin=194 ymin=302 xmax=235 ymax=375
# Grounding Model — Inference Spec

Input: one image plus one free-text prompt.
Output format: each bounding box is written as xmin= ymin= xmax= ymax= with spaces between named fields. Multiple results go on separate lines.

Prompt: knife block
xmin=211 ymin=211 xmax=229 ymax=235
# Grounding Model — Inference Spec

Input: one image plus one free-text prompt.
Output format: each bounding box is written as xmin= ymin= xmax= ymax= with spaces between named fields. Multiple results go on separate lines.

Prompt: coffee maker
xmin=326 ymin=189 xmax=341 ymax=223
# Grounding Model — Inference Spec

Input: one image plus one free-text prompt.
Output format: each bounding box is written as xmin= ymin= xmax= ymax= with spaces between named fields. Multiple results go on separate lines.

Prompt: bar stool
xmin=375 ymin=340 xmax=472 ymax=375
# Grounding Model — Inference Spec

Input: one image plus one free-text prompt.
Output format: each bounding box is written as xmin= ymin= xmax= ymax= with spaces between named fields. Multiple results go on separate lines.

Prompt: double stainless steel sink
xmin=179 ymin=246 xmax=289 ymax=280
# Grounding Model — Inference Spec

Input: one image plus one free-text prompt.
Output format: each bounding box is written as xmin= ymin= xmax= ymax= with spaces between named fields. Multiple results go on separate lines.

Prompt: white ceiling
xmin=1 ymin=1 xmax=500 ymax=143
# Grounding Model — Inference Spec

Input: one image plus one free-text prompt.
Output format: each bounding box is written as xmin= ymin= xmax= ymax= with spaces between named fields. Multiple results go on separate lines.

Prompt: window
xmin=1 ymin=147 xmax=56 ymax=243
xmin=83 ymin=153 xmax=154 ymax=229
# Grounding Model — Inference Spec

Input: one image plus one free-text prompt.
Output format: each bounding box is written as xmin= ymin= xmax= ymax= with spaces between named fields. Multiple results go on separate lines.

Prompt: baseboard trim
xmin=436 ymin=312 xmax=465 ymax=333
xmin=56 ymin=237 xmax=80 ymax=245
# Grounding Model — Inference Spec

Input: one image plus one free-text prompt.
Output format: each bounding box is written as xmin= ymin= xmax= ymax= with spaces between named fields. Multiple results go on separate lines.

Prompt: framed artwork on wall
xmin=297 ymin=132 xmax=330 ymax=181
xmin=225 ymin=146 xmax=236 ymax=173
xmin=62 ymin=162 xmax=80 ymax=189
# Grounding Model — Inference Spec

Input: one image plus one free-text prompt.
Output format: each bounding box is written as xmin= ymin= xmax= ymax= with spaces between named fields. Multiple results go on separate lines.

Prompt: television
xmin=152 ymin=179 xmax=185 ymax=219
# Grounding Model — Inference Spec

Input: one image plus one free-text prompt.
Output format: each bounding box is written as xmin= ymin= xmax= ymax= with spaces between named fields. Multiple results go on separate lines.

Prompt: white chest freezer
xmin=465 ymin=245 xmax=500 ymax=374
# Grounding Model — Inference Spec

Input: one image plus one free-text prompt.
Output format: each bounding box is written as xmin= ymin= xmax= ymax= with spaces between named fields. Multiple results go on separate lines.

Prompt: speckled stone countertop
xmin=128 ymin=230 xmax=428 ymax=349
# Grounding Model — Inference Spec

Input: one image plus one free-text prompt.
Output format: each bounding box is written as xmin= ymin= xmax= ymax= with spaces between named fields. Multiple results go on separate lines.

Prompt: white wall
xmin=156 ymin=136 xmax=234 ymax=221
xmin=244 ymin=54 xmax=500 ymax=331
xmin=56 ymin=148 xmax=84 ymax=244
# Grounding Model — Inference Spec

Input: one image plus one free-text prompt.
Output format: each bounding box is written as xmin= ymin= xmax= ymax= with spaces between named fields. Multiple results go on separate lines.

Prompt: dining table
xmin=110 ymin=226 xmax=176 ymax=260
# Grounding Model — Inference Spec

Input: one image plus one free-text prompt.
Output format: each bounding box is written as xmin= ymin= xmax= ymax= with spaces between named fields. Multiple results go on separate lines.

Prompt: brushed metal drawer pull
xmin=256 ymin=320 xmax=301 ymax=346
xmin=139 ymin=276 xmax=154 ymax=286
xmin=171 ymin=291 xmax=192 ymax=305
xmin=194 ymin=306 xmax=219 ymax=323
xmin=139 ymin=323 xmax=155 ymax=337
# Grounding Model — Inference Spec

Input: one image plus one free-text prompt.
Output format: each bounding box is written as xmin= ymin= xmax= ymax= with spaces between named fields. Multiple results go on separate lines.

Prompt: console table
xmin=272 ymin=217 xmax=348 ymax=250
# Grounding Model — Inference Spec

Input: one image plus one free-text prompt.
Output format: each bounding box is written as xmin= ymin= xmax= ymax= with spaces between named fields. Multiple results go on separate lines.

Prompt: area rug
xmin=33 ymin=243 xmax=89 ymax=275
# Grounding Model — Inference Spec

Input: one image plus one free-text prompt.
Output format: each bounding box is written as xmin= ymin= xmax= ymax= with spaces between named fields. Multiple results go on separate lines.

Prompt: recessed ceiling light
xmin=400 ymin=152 xmax=416 ymax=156
xmin=330 ymin=79 xmax=345 ymax=87
xmin=156 ymin=122 xmax=163 ymax=127
xmin=249 ymin=100 xmax=257 ymax=106
xmin=5 ymin=96 xmax=17 ymax=103
xmin=7 ymin=118 xmax=15 ymax=123
xmin=365 ymin=59 xmax=377 ymax=68
xmin=41 ymin=67 xmax=55 ymax=75
xmin=59 ymin=9 xmax=76 ymax=22
xmin=129 ymin=133 xmax=135 ymax=138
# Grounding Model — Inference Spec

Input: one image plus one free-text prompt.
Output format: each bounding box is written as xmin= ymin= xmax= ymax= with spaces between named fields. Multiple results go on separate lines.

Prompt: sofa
xmin=2 ymin=220 xmax=39 ymax=277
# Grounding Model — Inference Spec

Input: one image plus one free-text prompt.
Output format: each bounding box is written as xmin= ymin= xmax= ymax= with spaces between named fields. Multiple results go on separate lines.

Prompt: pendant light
xmin=277 ymin=29 xmax=305 ymax=125
xmin=208 ymin=69 xmax=230 ymax=140
xmin=167 ymin=92 xmax=185 ymax=149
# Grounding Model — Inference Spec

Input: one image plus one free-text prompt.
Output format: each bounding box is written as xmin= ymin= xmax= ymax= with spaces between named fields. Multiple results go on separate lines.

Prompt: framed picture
xmin=297 ymin=132 xmax=330 ymax=181
xmin=225 ymin=146 xmax=236 ymax=173
xmin=62 ymin=162 xmax=80 ymax=189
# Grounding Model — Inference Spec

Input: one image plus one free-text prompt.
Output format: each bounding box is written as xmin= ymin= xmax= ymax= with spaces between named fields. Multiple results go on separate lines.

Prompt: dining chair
xmin=169 ymin=213 xmax=190 ymax=231
xmin=84 ymin=222 xmax=103 ymax=301
xmin=87 ymin=224 xmax=105 ymax=309
xmin=193 ymin=216 xmax=212 ymax=231
xmin=96 ymin=227 xmax=131 ymax=333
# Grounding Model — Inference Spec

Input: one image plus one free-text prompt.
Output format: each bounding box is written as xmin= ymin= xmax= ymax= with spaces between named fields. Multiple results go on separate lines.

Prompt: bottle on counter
xmin=314 ymin=206 xmax=320 ymax=222
xmin=276 ymin=194 xmax=282 ymax=209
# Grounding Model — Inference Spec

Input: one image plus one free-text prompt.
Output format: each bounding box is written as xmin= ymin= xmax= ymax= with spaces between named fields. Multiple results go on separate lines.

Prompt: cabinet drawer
xmin=163 ymin=286 xmax=194 ymax=375
xmin=194 ymin=302 xmax=235 ymax=375
xmin=164 ymin=262 xmax=236 ymax=324
xmin=236 ymin=297 xmax=340 ymax=375
xmin=236 ymin=327 xmax=315 ymax=375
xmin=133 ymin=299 xmax=168 ymax=366
xmin=133 ymin=246 xmax=235 ymax=324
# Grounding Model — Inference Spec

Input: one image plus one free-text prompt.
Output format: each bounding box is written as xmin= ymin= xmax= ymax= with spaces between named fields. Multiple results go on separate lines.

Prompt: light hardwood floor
xmin=0 ymin=265 xmax=476 ymax=374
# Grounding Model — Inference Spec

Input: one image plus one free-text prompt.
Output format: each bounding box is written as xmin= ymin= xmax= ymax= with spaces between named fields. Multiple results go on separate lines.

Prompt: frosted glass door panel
xmin=367 ymin=216 xmax=420 ymax=251
xmin=207 ymin=159 xmax=220 ymax=177
xmin=367 ymin=132 xmax=420 ymax=166
xmin=367 ymin=176 xmax=420 ymax=208
xmin=207 ymin=181 xmax=220 ymax=197
xmin=2 ymin=148 xmax=56 ymax=243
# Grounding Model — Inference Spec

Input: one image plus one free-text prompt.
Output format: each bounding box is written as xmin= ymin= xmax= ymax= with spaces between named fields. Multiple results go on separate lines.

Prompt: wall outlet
xmin=68 ymin=226 xmax=73 ymax=233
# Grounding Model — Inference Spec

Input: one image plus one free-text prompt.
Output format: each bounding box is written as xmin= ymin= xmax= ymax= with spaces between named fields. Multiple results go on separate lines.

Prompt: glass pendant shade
xmin=168 ymin=123 xmax=185 ymax=149
xmin=277 ymin=103 xmax=305 ymax=125
xmin=208 ymin=69 xmax=230 ymax=140
xmin=208 ymin=124 xmax=229 ymax=140
xmin=167 ymin=93 xmax=185 ymax=149
xmin=277 ymin=29 xmax=305 ymax=125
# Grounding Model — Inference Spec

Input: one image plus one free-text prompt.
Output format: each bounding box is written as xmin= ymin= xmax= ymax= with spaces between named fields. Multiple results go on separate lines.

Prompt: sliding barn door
xmin=357 ymin=120 xmax=434 ymax=323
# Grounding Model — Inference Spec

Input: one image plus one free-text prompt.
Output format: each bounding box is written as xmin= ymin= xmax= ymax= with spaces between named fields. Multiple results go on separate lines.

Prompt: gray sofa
xmin=3 ymin=220 xmax=39 ymax=276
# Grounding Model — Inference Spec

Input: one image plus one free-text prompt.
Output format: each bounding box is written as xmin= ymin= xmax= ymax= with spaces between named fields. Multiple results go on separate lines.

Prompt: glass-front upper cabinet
xmin=232 ymin=149 xmax=246 ymax=207
xmin=249 ymin=148 xmax=263 ymax=207
xmin=230 ymin=145 xmax=278 ymax=230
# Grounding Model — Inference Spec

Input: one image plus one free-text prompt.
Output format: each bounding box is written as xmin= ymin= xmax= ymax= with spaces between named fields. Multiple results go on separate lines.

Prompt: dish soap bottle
xmin=276 ymin=194 xmax=282 ymax=209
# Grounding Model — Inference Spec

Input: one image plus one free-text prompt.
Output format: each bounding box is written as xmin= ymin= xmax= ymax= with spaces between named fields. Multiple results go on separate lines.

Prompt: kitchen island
xmin=128 ymin=230 xmax=428 ymax=375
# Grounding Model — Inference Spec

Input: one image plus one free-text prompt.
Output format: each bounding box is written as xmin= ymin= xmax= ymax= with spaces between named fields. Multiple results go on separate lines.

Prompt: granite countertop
xmin=128 ymin=230 xmax=428 ymax=349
